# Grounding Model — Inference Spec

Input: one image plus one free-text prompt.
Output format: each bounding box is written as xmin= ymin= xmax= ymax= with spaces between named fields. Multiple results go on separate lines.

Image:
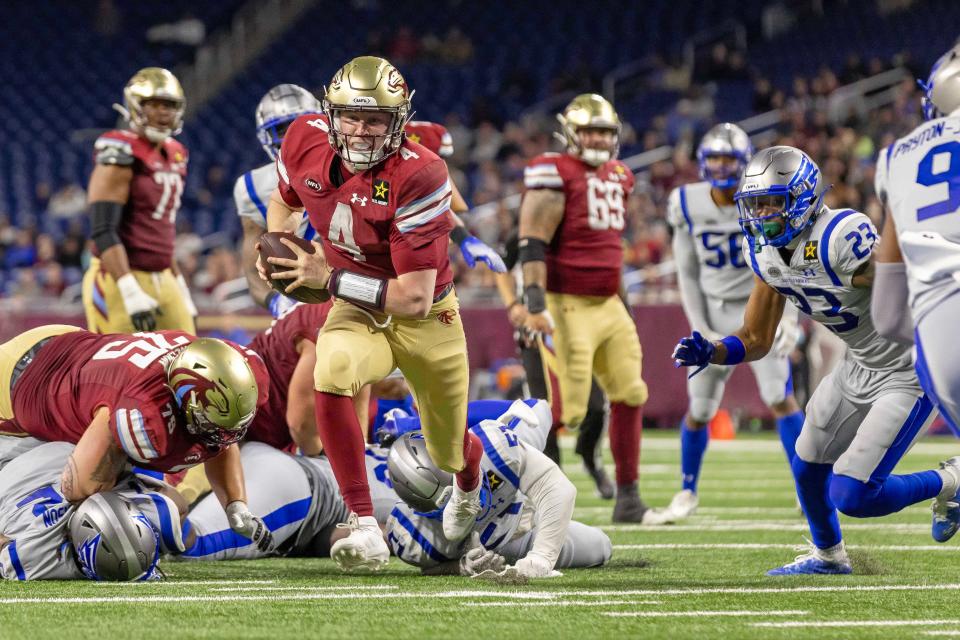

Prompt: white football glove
xmin=772 ymin=317 xmax=801 ymax=359
xmin=513 ymin=552 xmax=561 ymax=578
xmin=116 ymin=273 xmax=160 ymax=332
xmin=458 ymin=532 xmax=506 ymax=576
xmin=175 ymin=273 xmax=198 ymax=318
xmin=225 ymin=501 xmax=274 ymax=552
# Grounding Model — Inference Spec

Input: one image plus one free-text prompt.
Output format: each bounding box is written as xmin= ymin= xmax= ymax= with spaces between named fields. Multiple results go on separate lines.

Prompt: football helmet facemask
xmin=165 ymin=339 xmax=259 ymax=447
xmin=322 ymin=56 xmax=414 ymax=170
xmin=115 ymin=67 xmax=185 ymax=144
xmin=734 ymin=146 xmax=828 ymax=248
xmin=556 ymin=93 xmax=621 ymax=166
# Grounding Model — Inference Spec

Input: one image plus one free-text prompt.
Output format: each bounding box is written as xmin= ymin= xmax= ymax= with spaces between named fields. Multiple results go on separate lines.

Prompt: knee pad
xmin=758 ymin=379 xmax=788 ymax=407
xmin=688 ymin=397 xmax=721 ymax=424
xmin=829 ymin=475 xmax=880 ymax=518
xmin=425 ymin=439 xmax=463 ymax=474
xmin=609 ymin=379 xmax=648 ymax=408
xmin=313 ymin=345 xmax=359 ymax=395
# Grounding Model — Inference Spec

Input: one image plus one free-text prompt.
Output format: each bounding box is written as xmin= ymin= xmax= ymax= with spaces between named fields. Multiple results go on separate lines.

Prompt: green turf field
xmin=1 ymin=432 xmax=957 ymax=640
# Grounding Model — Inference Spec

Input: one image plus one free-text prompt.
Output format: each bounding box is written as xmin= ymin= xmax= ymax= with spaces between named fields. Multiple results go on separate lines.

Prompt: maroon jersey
xmin=10 ymin=331 xmax=269 ymax=473
xmin=523 ymin=152 xmax=636 ymax=297
xmin=90 ymin=130 xmax=188 ymax=272
xmin=405 ymin=121 xmax=453 ymax=158
xmin=276 ymin=114 xmax=454 ymax=298
xmin=246 ymin=302 xmax=333 ymax=449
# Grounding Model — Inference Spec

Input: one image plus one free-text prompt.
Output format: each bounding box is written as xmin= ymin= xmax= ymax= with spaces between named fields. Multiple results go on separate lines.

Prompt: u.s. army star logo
xmin=486 ymin=469 xmax=503 ymax=492
xmin=373 ymin=179 xmax=390 ymax=205
xmin=803 ymin=240 xmax=819 ymax=261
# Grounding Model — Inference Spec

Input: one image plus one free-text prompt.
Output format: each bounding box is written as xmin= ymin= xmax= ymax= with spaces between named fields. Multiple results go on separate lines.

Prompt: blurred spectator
xmin=388 ymin=26 xmax=420 ymax=64
xmin=147 ymin=12 xmax=206 ymax=47
xmin=47 ymin=183 xmax=87 ymax=219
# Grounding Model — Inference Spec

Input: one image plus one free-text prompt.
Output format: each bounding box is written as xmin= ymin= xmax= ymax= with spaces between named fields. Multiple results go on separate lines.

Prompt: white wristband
xmin=116 ymin=273 xmax=145 ymax=299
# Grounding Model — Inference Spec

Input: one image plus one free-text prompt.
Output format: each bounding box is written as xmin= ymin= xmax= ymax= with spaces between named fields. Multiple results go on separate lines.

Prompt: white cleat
xmin=330 ymin=513 xmax=389 ymax=572
xmin=639 ymin=507 xmax=677 ymax=526
xmin=442 ymin=482 xmax=482 ymax=541
xmin=667 ymin=489 xmax=699 ymax=520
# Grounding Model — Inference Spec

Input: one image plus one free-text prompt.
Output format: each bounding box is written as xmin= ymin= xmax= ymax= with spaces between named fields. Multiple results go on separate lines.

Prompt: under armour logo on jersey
xmin=351 ymin=193 xmax=368 ymax=207
xmin=436 ymin=309 xmax=457 ymax=325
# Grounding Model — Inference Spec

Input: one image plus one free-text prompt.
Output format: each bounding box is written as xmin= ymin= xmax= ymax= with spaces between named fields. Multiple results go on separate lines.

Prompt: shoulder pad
xmin=94 ymin=133 xmax=135 ymax=167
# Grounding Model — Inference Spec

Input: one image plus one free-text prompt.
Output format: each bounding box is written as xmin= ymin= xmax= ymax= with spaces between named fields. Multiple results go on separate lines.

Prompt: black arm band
xmin=518 ymin=237 xmax=547 ymax=264
xmin=89 ymin=201 xmax=125 ymax=253
xmin=524 ymin=284 xmax=547 ymax=314
xmin=449 ymin=225 xmax=470 ymax=245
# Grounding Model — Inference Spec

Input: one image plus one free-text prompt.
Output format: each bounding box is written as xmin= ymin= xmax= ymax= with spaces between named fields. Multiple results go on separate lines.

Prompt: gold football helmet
xmin=117 ymin=67 xmax=185 ymax=144
xmin=323 ymin=56 xmax=413 ymax=170
xmin=165 ymin=339 xmax=259 ymax=447
xmin=556 ymin=93 xmax=621 ymax=166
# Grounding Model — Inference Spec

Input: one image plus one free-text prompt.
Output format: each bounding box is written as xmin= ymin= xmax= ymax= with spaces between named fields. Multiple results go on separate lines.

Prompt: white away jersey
xmin=233 ymin=163 xmax=315 ymax=239
xmin=744 ymin=206 xmax=911 ymax=371
xmin=882 ymin=116 xmax=960 ymax=323
xmin=668 ymin=181 xmax=753 ymax=301
xmin=386 ymin=420 xmax=534 ymax=569
xmin=0 ymin=443 xmax=183 ymax=580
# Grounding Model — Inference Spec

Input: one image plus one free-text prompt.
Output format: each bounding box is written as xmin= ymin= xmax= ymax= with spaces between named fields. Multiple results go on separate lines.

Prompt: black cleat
xmin=583 ymin=460 xmax=615 ymax=500
xmin=613 ymin=482 xmax=649 ymax=522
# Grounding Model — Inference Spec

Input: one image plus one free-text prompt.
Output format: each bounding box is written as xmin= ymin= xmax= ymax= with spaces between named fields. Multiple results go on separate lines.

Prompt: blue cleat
xmin=767 ymin=546 xmax=852 ymax=576
xmin=931 ymin=457 xmax=960 ymax=543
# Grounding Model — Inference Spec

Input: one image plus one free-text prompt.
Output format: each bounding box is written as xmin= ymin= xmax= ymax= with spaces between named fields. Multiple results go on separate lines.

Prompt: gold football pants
xmin=313 ymin=293 xmax=469 ymax=472
xmin=0 ymin=324 xmax=82 ymax=421
xmin=541 ymin=292 xmax=647 ymax=429
xmin=82 ymin=258 xmax=196 ymax=334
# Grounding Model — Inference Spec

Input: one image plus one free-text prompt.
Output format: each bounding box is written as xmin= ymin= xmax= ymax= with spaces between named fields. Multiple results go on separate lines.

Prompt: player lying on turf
xmin=654 ymin=123 xmax=804 ymax=524
xmin=673 ymin=145 xmax=957 ymax=575
xmin=870 ymin=45 xmax=960 ymax=543
xmin=0 ymin=325 xmax=273 ymax=552
xmin=0 ymin=442 xmax=189 ymax=580
xmin=385 ymin=399 xmax=612 ymax=580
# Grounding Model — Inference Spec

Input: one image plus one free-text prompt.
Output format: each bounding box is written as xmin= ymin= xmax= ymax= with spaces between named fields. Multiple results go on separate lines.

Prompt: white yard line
xmin=91 ymin=579 xmax=279 ymax=586
xmin=604 ymin=522 xmax=929 ymax=532
xmin=0 ymin=590 xmax=560 ymax=605
xmin=754 ymin=620 xmax=960 ymax=628
xmin=923 ymin=632 xmax=960 ymax=637
xmin=466 ymin=600 xmax=661 ymax=608
xmin=613 ymin=543 xmax=960 ymax=552
xmin=209 ymin=585 xmax=399 ymax=592
xmin=602 ymin=610 xmax=808 ymax=618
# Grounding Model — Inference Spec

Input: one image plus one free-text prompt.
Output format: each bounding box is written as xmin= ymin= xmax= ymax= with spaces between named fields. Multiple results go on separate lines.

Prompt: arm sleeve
xmin=93 ymin=133 xmax=135 ymax=167
xmin=672 ymin=224 xmax=714 ymax=336
xmin=516 ymin=444 xmax=576 ymax=568
xmin=871 ymin=262 xmax=915 ymax=344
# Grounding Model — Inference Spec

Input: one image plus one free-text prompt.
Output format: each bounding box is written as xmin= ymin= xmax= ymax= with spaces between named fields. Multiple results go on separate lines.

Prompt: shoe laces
xmin=336 ymin=513 xmax=361 ymax=532
xmin=449 ymin=489 xmax=482 ymax=518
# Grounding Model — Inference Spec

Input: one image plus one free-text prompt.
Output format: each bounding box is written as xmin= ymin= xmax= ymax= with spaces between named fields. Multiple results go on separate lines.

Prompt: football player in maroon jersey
xmin=81 ymin=67 xmax=197 ymax=335
xmin=518 ymin=94 xmax=650 ymax=522
xmin=256 ymin=56 xmax=483 ymax=571
xmin=0 ymin=325 xmax=273 ymax=551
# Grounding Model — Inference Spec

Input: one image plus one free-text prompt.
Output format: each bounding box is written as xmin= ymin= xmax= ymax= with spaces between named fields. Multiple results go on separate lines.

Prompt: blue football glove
xmin=671 ymin=331 xmax=716 ymax=378
xmin=460 ymin=236 xmax=507 ymax=273
xmin=268 ymin=292 xmax=298 ymax=319
xmin=375 ymin=408 xmax=422 ymax=447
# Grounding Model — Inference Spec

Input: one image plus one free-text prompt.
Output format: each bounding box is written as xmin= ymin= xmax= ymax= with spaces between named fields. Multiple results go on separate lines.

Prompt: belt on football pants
xmin=433 ymin=283 xmax=453 ymax=303
xmin=9 ymin=337 xmax=53 ymax=396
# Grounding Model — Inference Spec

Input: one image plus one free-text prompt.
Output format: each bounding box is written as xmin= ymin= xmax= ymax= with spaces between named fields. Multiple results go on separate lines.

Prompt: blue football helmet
xmin=696 ymin=123 xmax=753 ymax=190
xmin=920 ymin=44 xmax=960 ymax=121
xmin=734 ymin=146 xmax=828 ymax=248
xmin=255 ymin=84 xmax=321 ymax=161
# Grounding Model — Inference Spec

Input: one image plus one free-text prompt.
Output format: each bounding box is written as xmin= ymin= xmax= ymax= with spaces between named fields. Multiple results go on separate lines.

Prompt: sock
xmin=680 ymin=419 xmax=709 ymax=493
xmin=575 ymin=403 xmax=606 ymax=466
xmin=609 ymin=402 xmax=642 ymax=486
xmin=775 ymin=411 xmax=804 ymax=464
xmin=792 ymin=457 xmax=842 ymax=549
xmin=455 ymin=432 xmax=483 ymax=491
xmin=830 ymin=471 xmax=943 ymax=518
xmin=314 ymin=391 xmax=373 ymax=517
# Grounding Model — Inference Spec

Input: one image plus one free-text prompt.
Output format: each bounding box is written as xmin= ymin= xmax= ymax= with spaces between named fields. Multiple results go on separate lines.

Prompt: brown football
xmin=258 ymin=232 xmax=331 ymax=304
